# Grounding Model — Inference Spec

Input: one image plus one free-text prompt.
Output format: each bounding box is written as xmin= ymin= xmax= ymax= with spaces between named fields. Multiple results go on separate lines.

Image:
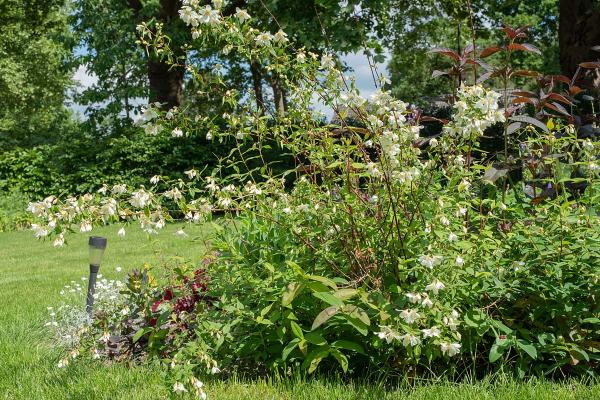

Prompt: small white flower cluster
xmin=444 ymin=84 xmax=505 ymax=141
xmin=47 ymin=276 xmax=126 ymax=355
xmin=173 ymin=377 xmax=208 ymax=399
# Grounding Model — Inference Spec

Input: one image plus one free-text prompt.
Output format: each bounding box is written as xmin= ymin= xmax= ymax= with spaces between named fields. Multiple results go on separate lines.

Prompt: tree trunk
xmin=250 ymin=61 xmax=266 ymax=113
xmin=147 ymin=60 xmax=185 ymax=109
xmin=559 ymin=0 xmax=600 ymax=87
xmin=269 ymin=75 xmax=287 ymax=117
xmin=130 ymin=0 xmax=186 ymax=110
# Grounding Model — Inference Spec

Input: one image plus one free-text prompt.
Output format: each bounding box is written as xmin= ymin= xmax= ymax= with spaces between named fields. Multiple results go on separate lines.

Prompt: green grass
xmin=1 ymin=225 xmax=599 ymax=399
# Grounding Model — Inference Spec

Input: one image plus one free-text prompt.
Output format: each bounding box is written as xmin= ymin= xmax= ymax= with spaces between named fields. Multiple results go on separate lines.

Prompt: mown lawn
xmin=1 ymin=225 xmax=598 ymax=399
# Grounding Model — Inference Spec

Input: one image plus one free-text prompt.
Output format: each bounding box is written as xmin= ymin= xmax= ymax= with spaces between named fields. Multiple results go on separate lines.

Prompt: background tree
xmin=559 ymin=0 xmax=600 ymax=86
xmin=0 ymin=0 xmax=74 ymax=149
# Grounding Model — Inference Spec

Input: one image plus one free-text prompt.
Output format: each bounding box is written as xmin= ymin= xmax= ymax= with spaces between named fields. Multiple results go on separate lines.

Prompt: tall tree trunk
xmin=250 ymin=61 xmax=266 ymax=113
xmin=130 ymin=0 xmax=186 ymax=110
xmin=147 ymin=60 xmax=185 ymax=109
xmin=559 ymin=0 xmax=600 ymax=88
xmin=269 ymin=75 xmax=287 ymax=117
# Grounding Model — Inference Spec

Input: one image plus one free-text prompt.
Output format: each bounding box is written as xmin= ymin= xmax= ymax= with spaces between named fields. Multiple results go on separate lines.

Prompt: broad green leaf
xmin=290 ymin=320 xmax=304 ymax=339
xmin=341 ymin=305 xmax=370 ymax=326
xmin=311 ymin=305 xmax=340 ymax=330
xmin=489 ymin=343 xmax=503 ymax=363
xmin=312 ymin=291 xmax=344 ymax=307
xmin=329 ymin=348 xmax=349 ymax=373
xmin=282 ymin=282 xmax=304 ymax=307
xmin=282 ymin=338 xmax=300 ymax=360
xmin=333 ymin=288 xmax=358 ymax=301
xmin=308 ymin=275 xmax=337 ymax=289
xmin=517 ymin=340 xmax=537 ymax=360
xmin=331 ymin=340 xmax=365 ymax=355
xmin=302 ymin=346 xmax=330 ymax=374
xmin=305 ymin=331 xmax=328 ymax=346
xmin=132 ymin=327 xmax=150 ymax=343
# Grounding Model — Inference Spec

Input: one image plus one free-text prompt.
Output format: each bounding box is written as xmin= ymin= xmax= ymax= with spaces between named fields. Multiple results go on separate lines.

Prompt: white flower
xmin=210 ymin=366 xmax=221 ymax=374
xmin=582 ymin=139 xmax=594 ymax=152
xmin=255 ymin=32 xmax=273 ymax=46
xmin=375 ymin=325 xmax=401 ymax=344
xmin=116 ymin=267 xmax=122 ymax=272
xmin=92 ymin=348 xmax=101 ymax=359
xmin=57 ymin=358 xmax=69 ymax=368
xmin=235 ymin=7 xmax=250 ymax=22
xmin=80 ymin=221 xmax=92 ymax=233
xmin=53 ymin=234 xmax=65 ymax=248
xmin=130 ymin=189 xmax=150 ymax=208
xmin=173 ymin=382 xmax=187 ymax=394
xmin=418 ymin=254 xmax=442 ymax=269
xmin=144 ymin=124 xmax=162 ymax=136
xmin=448 ymin=232 xmax=458 ymax=242
xmin=440 ymin=342 xmax=461 ymax=357
xmin=421 ymin=295 xmax=434 ymax=308
xmin=206 ymin=131 xmax=213 ymax=140
xmin=425 ymin=279 xmax=446 ymax=295
xmin=31 ymin=224 xmax=49 ymax=238
xmin=175 ymin=229 xmax=188 ymax=237
xmin=399 ymin=333 xmax=421 ymax=347
xmin=198 ymin=6 xmax=220 ymax=25
xmin=118 ymin=227 xmax=126 ymax=237
xmin=440 ymin=216 xmax=450 ymax=226
xmin=100 ymin=332 xmax=110 ymax=343
xmin=455 ymin=256 xmax=465 ymax=266
xmin=273 ymin=29 xmax=288 ymax=44
xmin=172 ymin=127 xmax=184 ymax=138
xmin=212 ymin=0 xmax=223 ymax=8
xmin=191 ymin=377 xmax=204 ymax=389
xmin=421 ymin=326 xmax=441 ymax=338
xmin=399 ymin=309 xmax=421 ymax=324
xmin=112 ymin=184 xmax=127 ymax=194
xmin=321 ymin=53 xmax=336 ymax=70
xmin=458 ymin=179 xmax=471 ymax=193
xmin=282 ymin=207 xmax=291 ymax=214
xmin=184 ymin=169 xmax=197 ymax=179
xmin=405 ymin=293 xmax=422 ymax=304
xmin=150 ymin=175 xmax=161 ymax=184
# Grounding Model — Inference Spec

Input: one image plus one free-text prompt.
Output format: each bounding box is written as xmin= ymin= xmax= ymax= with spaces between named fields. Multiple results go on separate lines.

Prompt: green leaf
xmin=282 ymin=338 xmax=300 ymax=360
xmin=312 ymin=306 xmax=340 ymax=330
xmin=489 ymin=343 xmax=504 ymax=363
xmin=341 ymin=305 xmax=370 ymax=326
xmin=305 ymin=331 xmax=328 ymax=346
xmin=290 ymin=320 xmax=304 ymax=339
xmin=308 ymin=274 xmax=337 ymax=289
xmin=302 ymin=346 xmax=330 ymax=374
xmin=582 ymin=317 xmax=600 ymax=324
xmin=329 ymin=348 xmax=349 ymax=373
xmin=312 ymin=291 xmax=344 ymax=307
xmin=333 ymin=288 xmax=358 ymax=301
xmin=331 ymin=340 xmax=365 ymax=355
xmin=282 ymin=282 xmax=304 ymax=307
xmin=517 ymin=340 xmax=537 ymax=360
xmin=492 ymin=320 xmax=513 ymax=334
xmin=132 ymin=327 xmax=150 ymax=343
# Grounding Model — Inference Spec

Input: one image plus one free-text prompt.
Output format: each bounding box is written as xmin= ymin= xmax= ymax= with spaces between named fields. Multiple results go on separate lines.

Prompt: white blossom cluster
xmin=374 ymin=277 xmax=461 ymax=358
xmin=444 ymin=84 xmax=504 ymax=141
xmin=48 ymin=274 xmax=126 ymax=369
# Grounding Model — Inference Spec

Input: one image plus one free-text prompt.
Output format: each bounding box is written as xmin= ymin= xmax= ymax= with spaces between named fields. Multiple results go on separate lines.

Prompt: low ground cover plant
xmin=30 ymin=1 xmax=599 ymax=396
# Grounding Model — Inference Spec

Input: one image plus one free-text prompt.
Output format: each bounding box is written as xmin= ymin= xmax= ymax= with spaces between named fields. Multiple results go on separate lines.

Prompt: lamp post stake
xmin=86 ymin=236 xmax=107 ymax=318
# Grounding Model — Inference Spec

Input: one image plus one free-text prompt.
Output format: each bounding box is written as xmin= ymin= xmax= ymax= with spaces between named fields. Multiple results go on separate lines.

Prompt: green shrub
xmin=35 ymin=8 xmax=600 ymax=396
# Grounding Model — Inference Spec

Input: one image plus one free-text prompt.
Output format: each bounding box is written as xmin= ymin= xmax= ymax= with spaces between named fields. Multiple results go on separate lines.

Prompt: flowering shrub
xmin=35 ymin=1 xmax=600 ymax=395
